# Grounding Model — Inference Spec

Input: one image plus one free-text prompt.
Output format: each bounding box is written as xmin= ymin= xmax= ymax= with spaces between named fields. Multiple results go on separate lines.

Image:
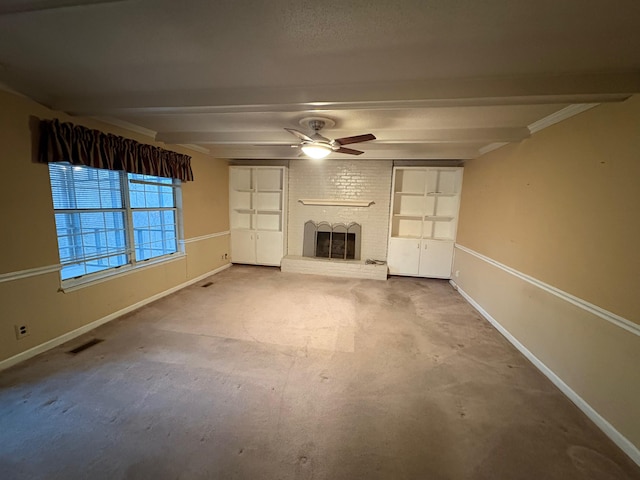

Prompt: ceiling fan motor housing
xmin=285 ymin=117 xmax=375 ymax=156
xmin=308 ymin=119 xmax=326 ymax=132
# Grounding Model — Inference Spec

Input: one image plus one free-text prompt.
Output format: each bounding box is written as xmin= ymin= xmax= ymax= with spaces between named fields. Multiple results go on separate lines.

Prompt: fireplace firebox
xmin=303 ymin=221 xmax=361 ymax=260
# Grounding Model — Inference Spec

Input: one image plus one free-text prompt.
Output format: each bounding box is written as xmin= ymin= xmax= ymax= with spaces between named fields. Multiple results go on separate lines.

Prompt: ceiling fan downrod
xmin=307 ymin=119 xmax=326 ymax=132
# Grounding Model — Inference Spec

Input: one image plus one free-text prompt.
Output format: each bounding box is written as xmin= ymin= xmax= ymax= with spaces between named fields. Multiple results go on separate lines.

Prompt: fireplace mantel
xmin=298 ymin=199 xmax=375 ymax=207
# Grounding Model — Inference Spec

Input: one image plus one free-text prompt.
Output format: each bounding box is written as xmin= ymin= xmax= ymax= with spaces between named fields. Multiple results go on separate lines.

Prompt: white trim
xmin=60 ymin=253 xmax=187 ymax=292
xmin=478 ymin=142 xmax=508 ymax=156
xmin=0 ymin=263 xmax=232 ymax=372
xmin=454 ymin=244 xmax=640 ymax=336
xmin=0 ymin=242 xmax=217 ymax=287
xmin=91 ymin=118 xmax=212 ymax=156
xmin=176 ymin=143 xmax=211 ymax=155
xmin=452 ymin=282 xmax=640 ymax=467
xmin=528 ymin=104 xmax=599 ymax=134
xmin=91 ymin=116 xmax=157 ymax=138
xmin=0 ymin=264 xmax=61 ymax=284
xmin=180 ymin=230 xmax=230 ymax=245
xmin=477 ymin=104 xmax=600 ymax=158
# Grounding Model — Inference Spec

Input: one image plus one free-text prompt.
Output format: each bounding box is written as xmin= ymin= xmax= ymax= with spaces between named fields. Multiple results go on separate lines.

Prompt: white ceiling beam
xmin=156 ymin=127 xmax=530 ymax=145
xmin=206 ymin=146 xmax=481 ymax=161
xmin=55 ymin=72 xmax=639 ymax=116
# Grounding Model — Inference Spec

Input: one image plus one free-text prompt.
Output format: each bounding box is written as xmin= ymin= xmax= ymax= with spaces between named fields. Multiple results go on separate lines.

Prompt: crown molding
xmin=91 ymin=116 xmax=157 ymax=138
xmin=176 ymin=144 xmax=211 ymax=155
xmin=528 ymin=104 xmax=599 ymax=134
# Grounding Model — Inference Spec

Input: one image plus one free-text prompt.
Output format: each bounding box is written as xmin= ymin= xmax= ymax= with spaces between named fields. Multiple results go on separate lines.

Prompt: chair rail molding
xmin=0 ymin=264 xmax=62 ymax=284
xmin=454 ymin=244 xmax=639 ymax=336
xmin=180 ymin=230 xmax=230 ymax=244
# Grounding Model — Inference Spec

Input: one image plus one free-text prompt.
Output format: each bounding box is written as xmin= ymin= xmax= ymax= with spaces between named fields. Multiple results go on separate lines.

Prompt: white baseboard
xmin=452 ymin=281 xmax=640 ymax=467
xmin=0 ymin=263 xmax=231 ymax=372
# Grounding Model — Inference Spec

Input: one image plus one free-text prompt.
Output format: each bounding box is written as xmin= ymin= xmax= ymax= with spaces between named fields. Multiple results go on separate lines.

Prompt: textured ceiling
xmin=1 ymin=0 xmax=639 ymax=159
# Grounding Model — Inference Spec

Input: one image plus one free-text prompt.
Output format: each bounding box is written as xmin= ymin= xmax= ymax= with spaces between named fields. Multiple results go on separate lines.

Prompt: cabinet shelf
xmin=391 ymin=234 xmax=421 ymax=239
xmin=388 ymin=166 xmax=463 ymax=279
xmin=230 ymin=166 xmax=287 ymax=266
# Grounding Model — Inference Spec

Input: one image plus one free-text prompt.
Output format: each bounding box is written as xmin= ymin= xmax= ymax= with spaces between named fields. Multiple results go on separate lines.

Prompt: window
xmin=49 ymin=163 xmax=181 ymax=283
xmin=128 ymin=173 xmax=179 ymax=262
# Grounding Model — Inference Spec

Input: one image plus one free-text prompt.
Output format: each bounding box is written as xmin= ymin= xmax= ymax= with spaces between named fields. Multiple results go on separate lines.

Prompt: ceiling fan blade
xmin=334 ymin=133 xmax=376 ymax=145
xmin=335 ymin=147 xmax=364 ymax=155
xmin=284 ymin=128 xmax=314 ymax=142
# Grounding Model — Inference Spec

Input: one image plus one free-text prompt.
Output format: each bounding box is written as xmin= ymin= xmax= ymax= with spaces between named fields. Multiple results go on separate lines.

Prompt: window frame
xmin=48 ymin=163 xmax=185 ymax=291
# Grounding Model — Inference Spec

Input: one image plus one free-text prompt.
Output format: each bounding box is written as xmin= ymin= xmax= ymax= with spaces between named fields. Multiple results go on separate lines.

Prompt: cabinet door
xmin=419 ymin=240 xmax=454 ymax=278
xmin=231 ymin=230 xmax=256 ymax=264
xmin=387 ymin=237 xmax=421 ymax=275
xmin=256 ymin=231 xmax=283 ymax=266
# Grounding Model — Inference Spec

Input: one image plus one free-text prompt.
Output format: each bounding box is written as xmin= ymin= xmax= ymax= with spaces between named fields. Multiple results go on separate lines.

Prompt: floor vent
xmin=68 ymin=338 xmax=104 ymax=355
xmin=201 ymin=282 xmax=214 ymax=288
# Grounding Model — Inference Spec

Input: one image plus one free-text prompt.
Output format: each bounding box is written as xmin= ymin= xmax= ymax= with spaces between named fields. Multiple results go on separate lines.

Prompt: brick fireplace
xmin=303 ymin=221 xmax=361 ymax=260
xmin=281 ymin=159 xmax=392 ymax=280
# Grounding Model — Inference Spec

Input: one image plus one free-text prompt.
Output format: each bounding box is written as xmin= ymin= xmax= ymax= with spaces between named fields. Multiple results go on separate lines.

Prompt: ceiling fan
xmin=283 ymin=118 xmax=376 ymax=159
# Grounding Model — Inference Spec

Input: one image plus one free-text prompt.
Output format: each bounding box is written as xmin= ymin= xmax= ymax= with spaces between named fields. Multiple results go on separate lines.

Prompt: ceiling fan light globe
xmin=301 ymin=144 xmax=332 ymax=159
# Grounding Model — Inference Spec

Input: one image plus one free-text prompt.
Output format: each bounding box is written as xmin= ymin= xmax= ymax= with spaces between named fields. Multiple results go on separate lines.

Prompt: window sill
xmin=59 ymin=253 xmax=187 ymax=293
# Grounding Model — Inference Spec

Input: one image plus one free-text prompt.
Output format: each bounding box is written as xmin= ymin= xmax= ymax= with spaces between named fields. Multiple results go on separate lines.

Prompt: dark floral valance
xmin=38 ymin=119 xmax=194 ymax=181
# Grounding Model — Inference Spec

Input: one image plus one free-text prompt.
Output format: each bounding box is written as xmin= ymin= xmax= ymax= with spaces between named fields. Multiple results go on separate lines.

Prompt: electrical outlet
xmin=224 ymin=253 xmax=228 ymax=259
xmin=455 ymin=270 xmax=460 ymax=278
xmin=14 ymin=324 xmax=30 ymax=340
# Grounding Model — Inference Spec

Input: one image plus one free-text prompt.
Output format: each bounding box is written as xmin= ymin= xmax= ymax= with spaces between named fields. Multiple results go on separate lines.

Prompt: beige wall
xmin=457 ymin=96 xmax=640 ymax=322
xmin=454 ymin=96 xmax=640 ymax=455
xmin=0 ymin=90 xmax=230 ymax=364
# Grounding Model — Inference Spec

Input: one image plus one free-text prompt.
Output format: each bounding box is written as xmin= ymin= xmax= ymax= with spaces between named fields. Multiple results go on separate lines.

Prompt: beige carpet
xmin=1 ymin=265 xmax=638 ymax=479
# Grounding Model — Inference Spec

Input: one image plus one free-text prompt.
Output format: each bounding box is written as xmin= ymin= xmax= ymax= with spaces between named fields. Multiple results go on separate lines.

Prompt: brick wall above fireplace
xmin=286 ymin=160 xmax=392 ymax=261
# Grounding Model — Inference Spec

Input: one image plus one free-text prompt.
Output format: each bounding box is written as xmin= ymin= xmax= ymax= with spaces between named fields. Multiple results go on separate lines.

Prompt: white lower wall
xmin=452 ymin=245 xmax=640 ymax=465
xmin=287 ymin=160 xmax=392 ymax=261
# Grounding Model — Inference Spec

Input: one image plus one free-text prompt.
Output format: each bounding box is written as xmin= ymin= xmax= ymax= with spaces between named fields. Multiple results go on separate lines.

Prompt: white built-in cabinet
xmin=229 ymin=166 xmax=287 ymax=266
xmin=387 ymin=167 xmax=463 ymax=278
